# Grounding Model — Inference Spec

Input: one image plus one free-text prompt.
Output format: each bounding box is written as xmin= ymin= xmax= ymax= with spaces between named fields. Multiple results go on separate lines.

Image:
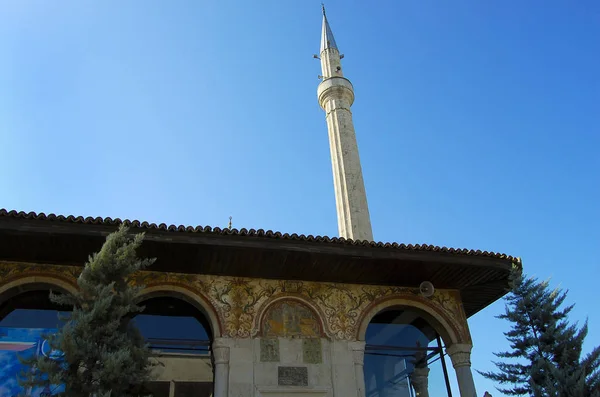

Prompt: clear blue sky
xmin=1 ymin=1 xmax=599 ymax=395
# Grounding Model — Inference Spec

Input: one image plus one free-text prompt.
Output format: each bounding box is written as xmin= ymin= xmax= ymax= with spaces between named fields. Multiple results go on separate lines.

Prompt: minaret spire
xmin=317 ymin=8 xmax=374 ymax=242
xmin=320 ymin=4 xmax=337 ymax=52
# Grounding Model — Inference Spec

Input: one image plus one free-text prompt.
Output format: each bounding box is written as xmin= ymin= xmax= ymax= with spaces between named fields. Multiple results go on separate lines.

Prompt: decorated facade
xmin=0 ymin=7 xmax=518 ymax=397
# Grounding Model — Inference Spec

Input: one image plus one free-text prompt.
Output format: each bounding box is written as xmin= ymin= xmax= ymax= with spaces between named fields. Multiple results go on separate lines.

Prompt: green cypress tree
xmin=479 ymin=266 xmax=600 ymax=396
xmin=18 ymin=225 xmax=157 ymax=397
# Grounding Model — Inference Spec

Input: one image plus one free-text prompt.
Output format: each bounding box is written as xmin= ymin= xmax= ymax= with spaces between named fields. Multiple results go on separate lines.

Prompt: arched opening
xmin=0 ymin=284 xmax=72 ymax=327
xmin=132 ymin=294 xmax=215 ymax=397
xmin=363 ymin=306 xmax=454 ymax=397
xmin=0 ymin=283 xmax=217 ymax=397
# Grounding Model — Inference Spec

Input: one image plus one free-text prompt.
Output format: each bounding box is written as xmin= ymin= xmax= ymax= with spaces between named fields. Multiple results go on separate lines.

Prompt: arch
xmin=254 ymin=295 xmax=328 ymax=339
xmin=0 ymin=275 xmax=78 ymax=303
xmin=136 ymin=284 xmax=222 ymax=339
xmin=357 ymin=296 xmax=460 ymax=346
xmin=0 ymin=275 xmax=78 ymax=325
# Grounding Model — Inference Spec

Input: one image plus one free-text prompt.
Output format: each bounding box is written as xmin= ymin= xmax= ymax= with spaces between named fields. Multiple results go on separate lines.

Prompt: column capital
xmin=348 ymin=340 xmax=366 ymax=351
xmin=348 ymin=341 xmax=366 ymax=366
xmin=212 ymin=338 xmax=231 ymax=365
xmin=446 ymin=343 xmax=472 ymax=368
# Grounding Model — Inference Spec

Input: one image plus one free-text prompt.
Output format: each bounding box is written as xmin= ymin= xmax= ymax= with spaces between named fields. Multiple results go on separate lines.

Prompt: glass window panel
xmin=132 ymin=297 xmax=211 ymax=355
xmin=0 ymin=309 xmax=66 ymax=328
xmin=364 ymin=309 xmax=451 ymax=397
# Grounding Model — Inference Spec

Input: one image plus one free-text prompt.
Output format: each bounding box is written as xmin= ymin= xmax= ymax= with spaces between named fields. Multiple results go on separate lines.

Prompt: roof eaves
xmin=0 ymin=209 xmax=521 ymax=263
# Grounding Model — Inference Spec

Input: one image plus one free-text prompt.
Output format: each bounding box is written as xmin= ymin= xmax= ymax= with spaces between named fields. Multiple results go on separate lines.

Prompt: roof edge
xmin=0 ymin=209 xmax=521 ymax=263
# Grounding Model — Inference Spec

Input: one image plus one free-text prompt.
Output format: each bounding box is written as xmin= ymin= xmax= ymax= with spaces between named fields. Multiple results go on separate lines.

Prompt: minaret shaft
xmin=317 ymin=13 xmax=373 ymax=242
xmin=324 ymin=98 xmax=373 ymax=241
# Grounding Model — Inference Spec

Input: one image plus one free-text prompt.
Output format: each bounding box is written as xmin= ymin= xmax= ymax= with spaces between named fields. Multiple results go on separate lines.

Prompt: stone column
xmin=169 ymin=380 xmax=175 ymax=397
xmin=409 ymin=367 xmax=430 ymax=397
xmin=349 ymin=341 xmax=367 ymax=397
xmin=212 ymin=338 xmax=231 ymax=397
xmin=446 ymin=343 xmax=477 ymax=397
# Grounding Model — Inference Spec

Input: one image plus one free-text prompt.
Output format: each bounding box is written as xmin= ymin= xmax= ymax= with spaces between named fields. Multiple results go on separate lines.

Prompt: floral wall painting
xmin=0 ymin=262 xmax=472 ymax=344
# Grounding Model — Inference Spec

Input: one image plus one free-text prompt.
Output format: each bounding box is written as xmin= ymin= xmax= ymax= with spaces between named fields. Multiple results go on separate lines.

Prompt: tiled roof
xmin=0 ymin=209 xmax=520 ymax=263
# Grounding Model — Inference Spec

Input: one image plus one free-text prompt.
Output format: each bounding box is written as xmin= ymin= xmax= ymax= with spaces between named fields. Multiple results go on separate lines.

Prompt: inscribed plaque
xmin=278 ymin=366 xmax=308 ymax=387
xmin=260 ymin=338 xmax=280 ymax=362
xmin=302 ymin=338 xmax=322 ymax=364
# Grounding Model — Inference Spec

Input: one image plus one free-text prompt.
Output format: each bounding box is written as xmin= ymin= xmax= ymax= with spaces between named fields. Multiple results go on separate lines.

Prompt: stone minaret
xmin=317 ymin=6 xmax=374 ymax=242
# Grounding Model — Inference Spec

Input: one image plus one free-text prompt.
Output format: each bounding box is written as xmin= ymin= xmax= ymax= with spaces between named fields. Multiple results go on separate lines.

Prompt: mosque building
xmin=0 ymin=8 xmax=518 ymax=397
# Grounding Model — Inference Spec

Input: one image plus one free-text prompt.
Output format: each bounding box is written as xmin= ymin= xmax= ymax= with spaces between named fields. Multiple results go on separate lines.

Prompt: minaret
xmin=317 ymin=6 xmax=374 ymax=242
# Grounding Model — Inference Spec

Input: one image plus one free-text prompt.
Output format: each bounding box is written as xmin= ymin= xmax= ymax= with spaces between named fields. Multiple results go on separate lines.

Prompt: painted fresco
xmin=0 ymin=328 xmax=64 ymax=397
xmin=0 ymin=262 xmax=472 ymax=342
xmin=262 ymin=300 xmax=321 ymax=338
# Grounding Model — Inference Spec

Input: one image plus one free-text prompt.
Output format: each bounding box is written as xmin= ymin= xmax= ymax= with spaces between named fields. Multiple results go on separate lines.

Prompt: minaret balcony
xmin=317 ymin=76 xmax=355 ymax=109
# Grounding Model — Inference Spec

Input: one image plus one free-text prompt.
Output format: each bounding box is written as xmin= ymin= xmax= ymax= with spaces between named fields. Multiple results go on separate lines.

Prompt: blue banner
xmin=0 ymin=327 xmax=64 ymax=397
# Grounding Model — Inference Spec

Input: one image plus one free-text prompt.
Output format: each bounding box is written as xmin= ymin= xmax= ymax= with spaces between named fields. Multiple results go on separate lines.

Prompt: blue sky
xmin=1 ymin=0 xmax=599 ymax=395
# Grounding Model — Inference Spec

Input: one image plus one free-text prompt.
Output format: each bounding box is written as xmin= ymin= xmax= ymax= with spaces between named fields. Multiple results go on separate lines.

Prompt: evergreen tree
xmin=479 ymin=266 xmax=600 ymax=396
xmin=19 ymin=225 xmax=157 ymax=397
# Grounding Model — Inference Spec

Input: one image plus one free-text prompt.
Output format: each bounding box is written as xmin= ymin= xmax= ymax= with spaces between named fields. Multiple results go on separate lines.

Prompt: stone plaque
xmin=302 ymin=338 xmax=322 ymax=364
xmin=278 ymin=366 xmax=308 ymax=387
xmin=260 ymin=338 xmax=280 ymax=362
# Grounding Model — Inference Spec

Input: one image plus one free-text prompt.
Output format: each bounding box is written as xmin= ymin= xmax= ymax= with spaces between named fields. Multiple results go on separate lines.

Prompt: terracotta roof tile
xmin=0 ymin=209 xmax=521 ymax=263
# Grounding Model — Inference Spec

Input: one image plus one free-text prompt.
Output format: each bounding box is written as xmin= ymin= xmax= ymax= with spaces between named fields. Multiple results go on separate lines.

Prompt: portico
xmin=0 ymin=208 xmax=518 ymax=396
